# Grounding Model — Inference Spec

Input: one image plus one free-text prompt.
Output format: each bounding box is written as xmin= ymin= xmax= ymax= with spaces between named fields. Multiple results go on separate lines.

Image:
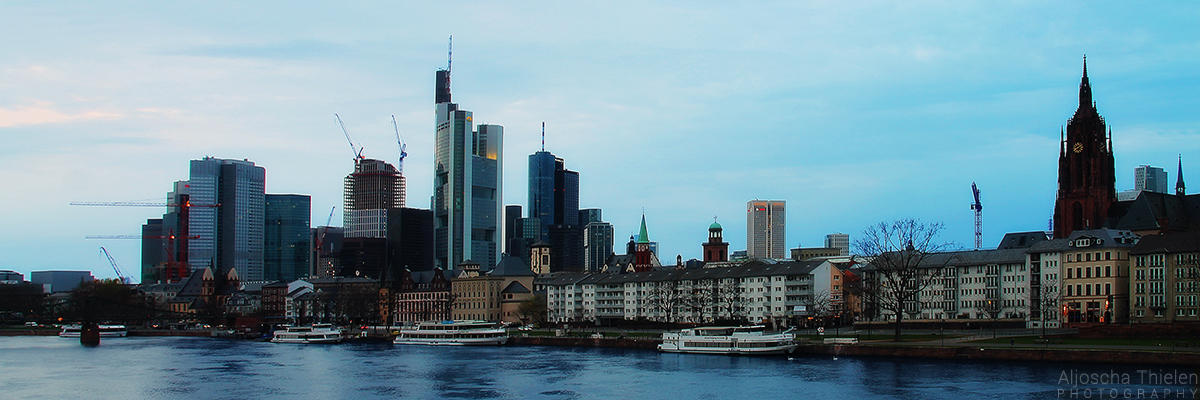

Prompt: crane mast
xmin=970 ymin=182 xmax=983 ymax=250
xmin=99 ymin=246 xmax=131 ymax=284
xmin=392 ymin=114 xmax=407 ymax=174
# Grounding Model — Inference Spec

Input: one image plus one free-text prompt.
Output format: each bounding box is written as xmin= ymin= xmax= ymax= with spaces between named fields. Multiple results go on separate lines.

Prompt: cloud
xmin=0 ymin=103 xmax=122 ymax=128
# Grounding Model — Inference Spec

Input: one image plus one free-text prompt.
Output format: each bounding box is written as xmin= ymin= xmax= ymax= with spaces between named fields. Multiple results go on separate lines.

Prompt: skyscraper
xmin=578 ymin=208 xmax=602 ymax=227
xmin=584 ymin=221 xmax=613 ymax=272
xmin=265 ymin=194 xmax=311 ymax=282
xmin=1134 ymin=165 xmax=1168 ymax=194
xmin=825 ymin=233 xmax=850 ymax=256
xmin=528 ymin=141 xmax=582 ymax=270
xmin=188 ymin=157 xmax=265 ymax=280
xmin=746 ymin=200 xmax=786 ymax=259
xmin=140 ymin=218 xmax=163 ymax=283
xmin=344 ymin=158 xmax=403 ymax=238
xmin=433 ymin=65 xmax=503 ymax=271
xmin=504 ymin=205 xmax=522 ymax=254
xmin=528 ymin=150 xmax=579 ymax=236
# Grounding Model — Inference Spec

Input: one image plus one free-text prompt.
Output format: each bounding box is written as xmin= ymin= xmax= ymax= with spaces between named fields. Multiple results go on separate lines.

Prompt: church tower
xmin=1053 ymin=57 xmax=1117 ymax=238
xmin=633 ymin=214 xmax=654 ymax=272
xmin=702 ymin=219 xmax=729 ymax=263
xmin=1177 ymin=155 xmax=1186 ymax=196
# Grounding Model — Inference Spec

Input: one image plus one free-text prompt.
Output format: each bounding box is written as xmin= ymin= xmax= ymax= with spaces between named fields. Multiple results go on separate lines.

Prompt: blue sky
xmin=2 ymin=2 xmax=1199 ymax=282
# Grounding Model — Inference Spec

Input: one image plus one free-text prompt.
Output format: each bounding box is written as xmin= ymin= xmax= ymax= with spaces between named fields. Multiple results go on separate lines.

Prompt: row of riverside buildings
xmin=541 ymin=59 xmax=1200 ymax=330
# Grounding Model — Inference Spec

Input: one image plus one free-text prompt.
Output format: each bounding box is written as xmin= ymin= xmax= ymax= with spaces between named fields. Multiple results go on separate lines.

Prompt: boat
xmin=270 ymin=323 xmax=344 ymax=344
xmin=658 ymin=325 xmax=797 ymax=355
xmin=393 ymin=320 xmax=508 ymax=346
xmin=59 ymin=324 xmax=127 ymax=338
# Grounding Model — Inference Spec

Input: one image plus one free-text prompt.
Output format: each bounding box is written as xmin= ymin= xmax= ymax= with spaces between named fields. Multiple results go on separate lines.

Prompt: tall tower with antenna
xmin=433 ymin=38 xmax=504 ymax=271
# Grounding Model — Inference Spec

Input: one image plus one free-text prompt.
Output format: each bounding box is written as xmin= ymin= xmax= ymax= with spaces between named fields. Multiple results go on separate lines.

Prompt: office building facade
xmin=584 ymin=221 xmax=614 ymax=273
xmin=746 ymin=200 xmax=786 ymax=259
xmin=1134 ymin=165 xmax=1169 ymax=194
xmin=265 ymin=194 xmax=312 ymax=282
xmin=504 ymin=205 xmax=522 ymax=254
xmin=344 ymin=158 xmax=404 ymax=238
xmin=188 ymin=157 xmax=266 ymax=280
xmin=433 ymin=68 xmax=503 ymax=271
xmin=825 ymin=233 xmax=850 ymax=256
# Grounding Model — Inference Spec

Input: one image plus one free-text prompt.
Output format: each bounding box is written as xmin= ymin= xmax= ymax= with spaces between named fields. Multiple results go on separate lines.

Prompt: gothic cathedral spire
xmin=1053 ymin=57 xmax=1116 ymax=238
xmin=1178 ymin=155 xmax=1187 ymax=196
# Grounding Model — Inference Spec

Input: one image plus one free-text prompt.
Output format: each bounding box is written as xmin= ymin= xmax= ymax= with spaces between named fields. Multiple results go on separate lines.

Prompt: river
xmin=0 ymin=336 xmax=1194 ymax=399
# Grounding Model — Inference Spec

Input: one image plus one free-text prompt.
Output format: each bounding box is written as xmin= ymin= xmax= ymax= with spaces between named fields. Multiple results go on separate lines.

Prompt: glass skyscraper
xmin=528 ymin=151 xmax=579 ymax=237
xmin=265 ymin=194 xmax=311 ymax=282
xmin=188 ymin=157 xmax=266 ymax=280
xmin=746 ymin=200 xmax=786 ymax=260
xmin=433 ymin=68 xmax=502 ymax=271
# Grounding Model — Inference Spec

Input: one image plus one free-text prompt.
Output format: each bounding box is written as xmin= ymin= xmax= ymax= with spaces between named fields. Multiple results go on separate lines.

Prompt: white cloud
xmin=0 ymin=103 xmax=122 ymax=127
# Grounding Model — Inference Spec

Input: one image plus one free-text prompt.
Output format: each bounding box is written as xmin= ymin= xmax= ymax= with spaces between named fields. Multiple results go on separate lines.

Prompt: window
xmin=1105 ymin=284 xmax=1111 ymax=295
xmin=1105 ymin=252 xmax=1111 ymax=260
xmin=1106 ymin=266 xmax=1111 ymax=277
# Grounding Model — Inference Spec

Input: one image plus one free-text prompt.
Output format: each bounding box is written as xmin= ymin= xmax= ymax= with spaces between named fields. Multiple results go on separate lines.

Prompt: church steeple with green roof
xmin=637 ymin=213 xmax=650 ymax=244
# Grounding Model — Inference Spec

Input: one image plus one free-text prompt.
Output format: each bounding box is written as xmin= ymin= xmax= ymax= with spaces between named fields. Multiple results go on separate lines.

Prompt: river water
xmin=0 ymin=336 xmax=1195 ymax=399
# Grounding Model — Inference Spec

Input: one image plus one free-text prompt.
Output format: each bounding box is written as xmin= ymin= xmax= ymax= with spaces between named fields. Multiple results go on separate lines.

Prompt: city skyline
xmin=3 ymin=3 xmax=1200 ymax=280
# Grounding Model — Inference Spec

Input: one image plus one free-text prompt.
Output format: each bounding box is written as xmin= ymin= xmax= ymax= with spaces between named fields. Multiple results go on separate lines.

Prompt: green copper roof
xmin=637 ymin=214 xmax=649 ymax=243
xmin=710 ymin=221 xmax=722 ymax=230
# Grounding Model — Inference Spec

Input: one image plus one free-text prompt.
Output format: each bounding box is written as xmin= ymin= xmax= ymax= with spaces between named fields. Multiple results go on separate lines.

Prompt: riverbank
xmin=794 ymin=343 xmax=1200 ymax=367
xmin=506 ymin=334 xmax=1200 ymax=367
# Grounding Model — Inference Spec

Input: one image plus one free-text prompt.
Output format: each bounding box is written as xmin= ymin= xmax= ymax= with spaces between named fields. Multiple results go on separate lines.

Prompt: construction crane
xmin=334 ymin=113 xmax=364 ymax=161
xmin=970 ymin=182 xmax=983 ymax=250
xmin=392 ymin=114 xmax=407 ymax=174
xmin=72 ymin=199 xmax=216 ymax=283
xmin=99 ymin=246 xmax=131 ymax=284
xmin=312 ymin=206 xmax=336 ymax=276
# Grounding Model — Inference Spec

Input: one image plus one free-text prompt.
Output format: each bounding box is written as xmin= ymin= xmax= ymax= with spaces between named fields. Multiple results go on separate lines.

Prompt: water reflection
xmin=0 ymin=336 xmax=1191 ymax=399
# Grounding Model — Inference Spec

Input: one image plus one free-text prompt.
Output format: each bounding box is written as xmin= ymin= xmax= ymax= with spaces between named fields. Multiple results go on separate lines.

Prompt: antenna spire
xmin=541 ymin=121 xmax=545 ymax=151
xmin=448 ymin=35 xmax=452 ymax=74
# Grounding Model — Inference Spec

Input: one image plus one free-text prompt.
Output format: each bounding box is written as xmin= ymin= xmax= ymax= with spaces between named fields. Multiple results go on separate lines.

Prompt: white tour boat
xmin=658 ymin=325 xmax=797 ymax=355
xmin=59 ymin=324 xmax=128 ymax=338
xmin=393 ymin=320 xmax=508 ymax=346
xmin=270 ymin=323 xmax=344 ymax=344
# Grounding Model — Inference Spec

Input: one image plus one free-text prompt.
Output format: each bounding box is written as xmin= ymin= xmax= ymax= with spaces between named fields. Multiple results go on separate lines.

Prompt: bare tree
xmin=855 ymin=219 xmax=953 ymax=341
xmin=808 ymin=289 xmax=833 ymax=329
xmin=714 ymin=278 xmax=743 ymax=322
xmin=1039 ymin=278 xmax=1059 ymax=338
xmin=648 ymin=281 xmax=684 ymax=323
xmin=682 ymin=280 xmax=712 ymax=323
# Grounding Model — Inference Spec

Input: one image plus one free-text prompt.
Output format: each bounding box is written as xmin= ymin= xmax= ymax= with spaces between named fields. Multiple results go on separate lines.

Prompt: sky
xmin=2 ymin=2 xmax=1199 ymax=282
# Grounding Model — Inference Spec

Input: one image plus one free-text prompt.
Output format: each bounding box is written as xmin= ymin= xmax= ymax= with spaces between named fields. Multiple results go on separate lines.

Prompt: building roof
xmin=1130 ymin=231 xmax=1200 ymax=255
xmin=1107 ymin=192 xmax=1200 ymax=232
xmin=303 ymin=276 xmax=378 ymax=285
xmin=1026 ymin=238 xmax=1072 ymax=253
xmin=537 ymin=259 xmax=825 ymax=286
xmin=407 ymin=269 xmax=446 ymax=285
xmin=1065 ymin=228 xmax=1140 ymax=248
xmin=710 ymin=220 xmax=722 ymax=230
xmin=996 ymin=231 xmax=1050 ymax=250
xmin=865 ymin=248 xmax=1028 ymax=270
xmin=490 ymin=254 xmax=535 ymax=277
xmin=500 ymin=280 xmax=531 ymax=294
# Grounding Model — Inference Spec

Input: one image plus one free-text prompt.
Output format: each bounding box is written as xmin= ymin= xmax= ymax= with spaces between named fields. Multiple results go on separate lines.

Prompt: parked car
xmin=24 ymin=322 xmax=38 ymax=327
